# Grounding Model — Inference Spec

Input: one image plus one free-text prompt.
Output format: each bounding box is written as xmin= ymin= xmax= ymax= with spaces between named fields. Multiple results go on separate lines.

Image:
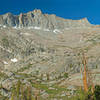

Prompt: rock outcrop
xmin=0 ymin=9 xmax=92 ymax=30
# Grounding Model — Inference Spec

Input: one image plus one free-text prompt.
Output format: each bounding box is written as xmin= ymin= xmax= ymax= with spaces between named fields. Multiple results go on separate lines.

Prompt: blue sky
xmin=0 ymin=0 xmax=100 ymax=24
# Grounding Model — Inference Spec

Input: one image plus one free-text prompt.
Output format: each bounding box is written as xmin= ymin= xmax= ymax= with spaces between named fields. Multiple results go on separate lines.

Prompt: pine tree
xmin=46 ymin=73 xmax=49 ymax=81
xmin=11 ymin=89 xmax=15 ymax=100
xmin=21 ymin=85 xmax=24 ymax=100
xmin=31 ymin=96 xmax=35 ymax=100
xmin=27 ymin=86 xmax=32 ymax=100
xmin=16 ymin=80 xmax=21 ymax=99
xmin=11 ymin=93 xmax=14 ymax=100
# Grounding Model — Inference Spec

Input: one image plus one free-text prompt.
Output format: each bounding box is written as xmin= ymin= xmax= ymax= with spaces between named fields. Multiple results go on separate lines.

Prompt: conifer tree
xmin=16 ymin=80 xmax=21 ymax=99
xmin=21 ymin=85 xmax=24 ymax=100
xmin=27 ymin=86 xmax=32 ymax=100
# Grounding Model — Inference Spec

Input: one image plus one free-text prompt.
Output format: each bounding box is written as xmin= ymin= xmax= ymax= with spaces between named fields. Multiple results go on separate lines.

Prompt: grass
xmin=1 ymin=71 xmax=100 ymax=100
xmin=0 ymin=72 xmax=8 ymax=79
xmin=30 ymin=80 xmax=68 ymax=99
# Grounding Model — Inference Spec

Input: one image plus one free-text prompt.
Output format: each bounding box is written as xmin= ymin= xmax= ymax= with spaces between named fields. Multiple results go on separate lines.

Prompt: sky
xmin=0 ymin=0 xmax=100 ymax=24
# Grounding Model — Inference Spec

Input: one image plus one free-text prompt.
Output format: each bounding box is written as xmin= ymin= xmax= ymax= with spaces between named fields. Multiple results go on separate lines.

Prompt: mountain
xmin=0 ymin=9 xmax=100 ymax=99
xmin=0 ymin=9 xmax=92 ymax=30
xmin=0 ymin=9 xmax=99 ymax=77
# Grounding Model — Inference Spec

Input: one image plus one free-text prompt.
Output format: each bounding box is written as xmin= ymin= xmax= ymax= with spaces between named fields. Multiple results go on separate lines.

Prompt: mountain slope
xmin=0 ymin=10 xmax=100 ymax=95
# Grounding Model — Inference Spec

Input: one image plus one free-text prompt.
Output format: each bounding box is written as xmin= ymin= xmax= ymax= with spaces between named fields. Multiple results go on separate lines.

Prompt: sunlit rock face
xmin=0 ymin=9 xmax=92 ymax=30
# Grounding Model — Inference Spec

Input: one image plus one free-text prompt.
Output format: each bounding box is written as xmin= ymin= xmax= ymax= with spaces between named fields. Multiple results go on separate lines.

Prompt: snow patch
xmin=0 ymin=25 xmax=7 ymax=28
xmin=27 ymin=27 xmax=34 ymax=29
xmin=11 ymin=58 xmax=18 ymax=63
xmin=53 ymin=29 xmax=61 ymax=34
xmin=34 ymin=27 xmax=41 ymax=30
xmin=20 ymin=32 xmax=30 ymax=35
xmin=3 ymin=61 xmax=8 ymax=65
xmin=3 ymin=25 xmax=6 ymax=28
xmin=14 ymin=26 xmax=23 ymax=29
xmin=13 ymin=26 xmax=18 ymax=29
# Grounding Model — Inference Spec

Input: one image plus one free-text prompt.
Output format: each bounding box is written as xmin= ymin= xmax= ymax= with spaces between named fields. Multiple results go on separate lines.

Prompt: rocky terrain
xmin=0 ymin=9 xmax=100 ymax=100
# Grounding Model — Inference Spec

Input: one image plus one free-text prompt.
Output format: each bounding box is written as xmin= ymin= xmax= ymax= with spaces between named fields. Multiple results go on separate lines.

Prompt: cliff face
xmin=0 ymin=9 xmax=92 ymax=30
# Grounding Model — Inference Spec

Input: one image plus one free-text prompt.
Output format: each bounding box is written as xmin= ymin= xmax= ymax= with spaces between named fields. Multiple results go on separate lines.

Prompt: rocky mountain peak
xmin=81 ymin=17 xmax=88 ymax=21
xmin=79 ymin=17 xmax=89 ymax=24
xmin=0 ymin=9 xmax=92 ymax=30
xmin=33 ymin=9 xmax=42 ymax=15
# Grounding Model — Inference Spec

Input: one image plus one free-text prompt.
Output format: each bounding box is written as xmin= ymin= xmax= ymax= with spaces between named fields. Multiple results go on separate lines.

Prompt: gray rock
xmin=0 ymin=88 xmax=9 ymax=96
xmin=67 ymin=85 xmax=76 ymax=91
xmin=0 ymin=9 xmax=92 ymax=30
xmin=41 ymin=92 xmax=49 ymax=98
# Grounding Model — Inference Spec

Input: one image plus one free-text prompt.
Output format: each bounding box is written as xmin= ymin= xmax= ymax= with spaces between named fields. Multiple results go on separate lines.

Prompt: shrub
xmin=64 ymin=73 xmax=68 ymax=78
xmin=2 ymin=38 xmax=9 ymax=47
xmin=94 ymin=85 xmax=100 ymax=100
